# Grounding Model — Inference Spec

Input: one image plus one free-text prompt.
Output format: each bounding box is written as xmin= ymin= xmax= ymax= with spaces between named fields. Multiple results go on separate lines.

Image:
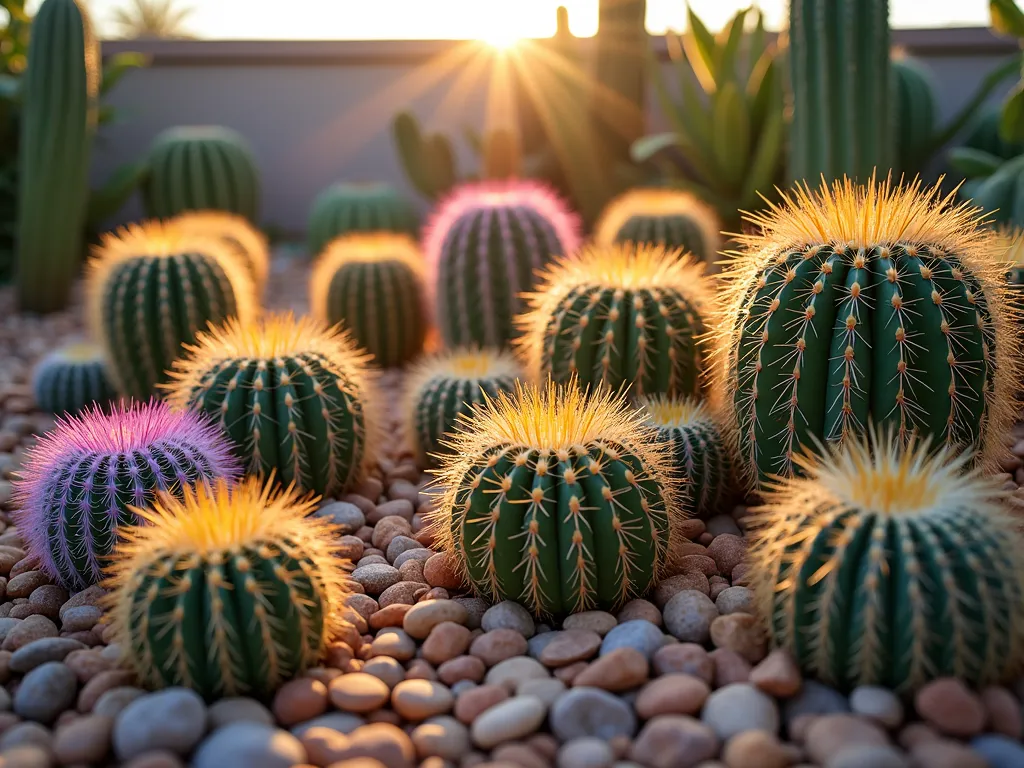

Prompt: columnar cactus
xmin=103 ymin=477 xmax=352 ymax=700
xmin=310 ymin=233 xmax=427 ymax=368
xmin=13 ymin=401 xmax=239 ymax=590
xmin=404 ymin=347 xmax=523 ymax=465
xmin=747 ymin=429 xmax=1024 ymax=692
xmin=31 ymin=342 xmax=117 ymax=415
xmin=517 ymin=243 xmax=710 ymax=399
xmin=891 ymin=57 xmax=937 ymax=177
xmin=424 ymin=181 xmax=581 ymax=348
xmin=143 ymin=126 xmax=261 ymax=221
xmin=307 ymin=182 xmax=419 ymax=258
xmin=594 ymin=189 xmax=722 ymax=263
xmin=165 ymin=313 xmax=379 ymax=497
xmin=431 ymin=379 xmax=681 ymax=617
xmin=639 ymin=395 xmax=731 ymax=520
xmin=171 ymin=211 xmax=270 ymax=295
xmin=86 ymin=221 xmax=256 ymax=399
xmin=715 ymin=176 xmax=1020 ymax=486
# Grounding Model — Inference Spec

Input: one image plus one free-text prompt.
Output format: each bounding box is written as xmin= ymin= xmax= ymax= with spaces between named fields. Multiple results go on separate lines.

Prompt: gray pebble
xmin=316 ymin=500 xmax=365 ymax=533
xmin=451 ymin=680 xmax=478 ymax=697
xmin=208 ymin=697 xmax=275 ymax=729
xmin=782 ymin=680 xmax=850 ymax=725
xmin=706 ymin=515 xmax=742 ymax=537
xmin=60 ymin=605 xmax=102 ymax=633
xmin=527 ymin=631 xmax=560 ymax=659
xmin=9 ymin=637 xmax=86 ymax=673
xmin=599 ymin=620 xmax=666 ymax=660
xmin=701 ymin=683 xmax=780 ymax=740
xmin=113 ymin=687 xmax=208 ymax=760
xmin=393 ymin=547 xmax=435 ymax=569
xmin=386 ymin=535 xmax=423 ymax=563
xmin=663 ymin=590 xmax=719 ymax=643
xmin=481 ymin=600 xmax=536 ymax=638
xmin=971 ymin=735 xmax=1024 ymax=768
xmin=557 ymin=736 xmax=615 ymax=768
xmin=0 ymin=722 xmax=50 ymax=749
xmin=93 ymin=687 xmax=146 ymax=718
xmin=451 ymin=597 xmax=489 ymax=630
xmin=193 ymin=722 xmax=306 ymax=768
xmin=550 ymin=686 xmax=637 ymax=741
xmin=826 ymin=744 xmax=909 ymax=768
xmin=13 ymin=661 xmax=77 ymax=723
xmin=351 ymin=563 xmax=401 ymax=595
xmin=849 ymin=686 xmax=904 ymax=729
xmin=714 ymin=586 xmax=755 ymax=615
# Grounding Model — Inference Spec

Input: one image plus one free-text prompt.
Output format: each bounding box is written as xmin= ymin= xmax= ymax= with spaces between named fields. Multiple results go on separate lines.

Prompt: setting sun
xmin=479 ymin=26 xmax=523 ymax=50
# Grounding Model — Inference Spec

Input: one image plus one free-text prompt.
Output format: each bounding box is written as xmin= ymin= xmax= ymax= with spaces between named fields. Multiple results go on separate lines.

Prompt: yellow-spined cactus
xmin=170 ymin=210 xmax=271 ymax=295
xmin=594 ymin=188 xmax=722 ymax=263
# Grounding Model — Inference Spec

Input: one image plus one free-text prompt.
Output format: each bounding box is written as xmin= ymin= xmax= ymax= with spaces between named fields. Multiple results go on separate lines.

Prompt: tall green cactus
xmin=891 ymin=57 xmax=936 ymax=177
xmin=306 ymin=182 xmax=419 ymax=259
xmin=16 ymin=0 xmax=98 ymax=313
xmin=788 ymin=0 xmax=893 ymax=184
xmin=592 ymin=0 xmax=647 ymax=169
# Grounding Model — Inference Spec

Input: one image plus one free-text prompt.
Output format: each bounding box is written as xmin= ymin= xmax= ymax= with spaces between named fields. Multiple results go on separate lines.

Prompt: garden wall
xmin=95 ymin=28 xmax=1017 ymax=236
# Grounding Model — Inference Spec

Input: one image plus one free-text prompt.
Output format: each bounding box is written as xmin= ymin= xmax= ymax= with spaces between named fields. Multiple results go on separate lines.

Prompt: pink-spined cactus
xmin=422 ymin=180 xmax=581 ymax=349
xmin=13 ymin=399 xmax=239 ymax=590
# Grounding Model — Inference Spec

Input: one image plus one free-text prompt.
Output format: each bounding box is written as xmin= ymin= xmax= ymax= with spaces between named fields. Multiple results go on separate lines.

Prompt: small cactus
xmin=31 ymin=342 xmax=117 ymax=416
xmin=747 ymin=428 xmax=1024 ymax=692
xmin=996 ymin=224 xmax=1024 ymax=287
xmin=310 ymin=233 xmax=427 ymax=368
xmin=102 ymin=477 xmax=353 ymax=700
xmin=430 ymin=378 xmax=681 ymax=617
xmin=639 ymin=395 xmax=731 ymax=519
xmin=307 ymin=181 xmax=419 ymax=258
xmin=517 ymin=243 xmax=710 ymax=399
xmin=170 ymin=210 xmax=270 ymax=295
xmin=423 ymin=181 xmax=581 ymax=348
xmin=164 ymin=312 xmax=379 ymax=497
xmin=86 ymin=221 xmax=257 ymax=399
xmin=404 ymin=346 xmax=523 ymax=465
xmin=594 ymin=188 xmax=722 ymax=263
xmin=13 ymin=400 xmax=239 ymax=590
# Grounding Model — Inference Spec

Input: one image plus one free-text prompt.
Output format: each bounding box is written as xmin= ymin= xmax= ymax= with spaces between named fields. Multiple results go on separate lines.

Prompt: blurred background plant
xmin=109 ymin=0 xmax=194 ymax=40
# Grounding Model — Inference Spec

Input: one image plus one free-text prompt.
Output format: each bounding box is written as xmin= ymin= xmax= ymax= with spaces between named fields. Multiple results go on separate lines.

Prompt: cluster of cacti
xmin=102 ymin=477 xmax=351 ymax=700
xmin=788 ymin=0 xmax=892 ymax=184
xmin=143 ymin=126 xmax=261 ymax=222
xmin=424 ymin=181 xmax=580 ymax=348
xmin=747 ymin=429 xmax=1024 ymax=692
xmin=307 ymin=182 xmax=419 ymax=258
xmin=170 ymin=211 xmax=270 ymax=295
xmin=309 ymin=233 xmax=427 ymax=367
xmin=404 ymin=347 xmax=523 ymax=465
xmin=639 ymin=395 xmax=730 ymax=520
xmin=16 ymin=0 xmax=98 ymax=313
xmin=891 ymin=57 xmax=937 ymax=177
xmin=31 ymin=342 xmax=117 ymax=415
xmin=593 ymin=188 xmax=722 ymax=263
xmin=164 ymin=313 xmax=379 ymax=497
xmin=517 ymin=243 xmax=709 ymax=399
xmin=715 ymin=176 xmax=1020 ymax=487
xmin=12 ymin=400 xmax=239 ymax=590
xmin=431 ymin=379 xmax=681 ymax=617
xmin=86 ymin=221 xmax=256 ymax=399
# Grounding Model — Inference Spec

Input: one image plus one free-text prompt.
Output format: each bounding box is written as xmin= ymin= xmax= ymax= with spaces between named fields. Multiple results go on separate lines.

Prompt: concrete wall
xmin=95 ymin=28 xmax=1020 ymax=234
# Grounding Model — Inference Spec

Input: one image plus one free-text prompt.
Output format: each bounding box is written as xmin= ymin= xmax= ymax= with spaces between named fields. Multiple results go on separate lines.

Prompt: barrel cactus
xmin=307 ymin=181 xmax=419 ymax=258
xmin=13 ymin=400 xmax=239 ymax=590
xmin=165 ymin=313 xmax=379 ymax=497
xmin=431 ymin=379 xmax=681 ymax=617
xmin=891 ymin=56 xmax=937 ymax=177
xmin=171 ymin=211 xmax=270 ymax=295
xmin=143 ymin=126 xmax=261 ymax=221
xmin=517 ymin=243 xmax=710 ymax=399
xmin=593 ymin=188 xmax=722 ymax=263
xmin=103 ymin=477 xmax=352 ymax=700
xmin=310 ymin=233 xmax=427 ymax=368
xmin=747 ymin=429 xmax=1024 ymax=692
xmin=31 ymin=342 xmax=117 ymax=415
xmin=424 ymin=181 xmax=581 ymax=348
xmin=404 ymin=347 xmax=523 ymax=465
xmin=86 ymin=221 xmax=256 ymax=399
xmin=716 ymin=176 xmax=1020 ymax=487
xmin=639 ymin=395 xmax=731 ymax=520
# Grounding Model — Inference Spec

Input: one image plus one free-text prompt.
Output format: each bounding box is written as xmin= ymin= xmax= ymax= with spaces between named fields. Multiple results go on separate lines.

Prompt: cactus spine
xmin=594 ymin=189 xmax=722 ymax=263
xmin=310 ymin=233 xmax=427 ymax=368
xmin=307 ymin=182 xmax=419 ymax=259
xmin=143 ymin=126 xmax=261 ymax=221
xmin=517 ymin=243 xmax=709 ymax=399
xmin=170 ymin=211 xmax=270 ymax=295
xmin=103 ymin=478 xmax=352 ymax=700
xmin=16 ymin=0 xmax=98 ymax=313
xmin=404 ymin=347 xmax=523 ymax=465
xmin=715 ymin=176 xmax=1021 ymax=487
xmin=31 ymin=342 xmax=117 ymax=416
xmin=788 ymin=0 xmax=892 ymax=184
xmin=747 ymin=429 xmax=1024 ymax=692
xmin=424 ymin=181 xmax=581 ymax=349
xmin=165 ymin=313 xmax=380 ymax=497
xmin=431 ymin=379 xmax=680 ymax=617
xmin=13 ymin=401 xmax=239 ymax=590
xmin=86 ymin=221 xmax=256 ymax=399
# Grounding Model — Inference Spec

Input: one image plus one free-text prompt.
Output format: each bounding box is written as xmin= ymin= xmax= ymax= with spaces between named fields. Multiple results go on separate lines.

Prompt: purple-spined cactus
xmin=13 ymin=399 xmax=239 ymax=590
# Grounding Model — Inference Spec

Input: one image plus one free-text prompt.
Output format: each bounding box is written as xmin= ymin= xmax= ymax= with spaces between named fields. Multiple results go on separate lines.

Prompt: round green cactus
xmin=31 ymin=342 xmax=117 ymax=415
xmin=86 ymin=221 xmax=257 ymax=400
xmin=404 ymin=346 xmax=523 ymax=465
xmin=310 ymin=233 xmax=427 ymax=368
xmin=103 ymin=477 xmax=353 ymax=700
xmin=165 ymin=313 xmax=380 ymax=497
xmin=747 ymin=429 xmax=1024 ymax=692
xmin=716 ymin=176 xmax=1020 ymax=487
xmin=170 ymin=210 xmax=270 ymax=295
xmin=594 ymin=188 xmax=722 ymax=263
xmin=518 ymin=243 xmax=710 ymax=399
xmin=307 ymin=182 xmax=419 ymax=258
xmin=639 ymin=395 xmax=731 ymax=520
xmin=431 ymin=379 xmax=681 ymax=617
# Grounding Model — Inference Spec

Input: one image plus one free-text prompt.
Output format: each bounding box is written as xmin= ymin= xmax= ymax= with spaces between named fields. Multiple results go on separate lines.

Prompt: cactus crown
xmin=593 ymin=188 xmax=722 ymax=253
xmin=170 ymin=210 xmax=270 ymax=286
xmin=50 ymin=341 xmax=106 ymax=363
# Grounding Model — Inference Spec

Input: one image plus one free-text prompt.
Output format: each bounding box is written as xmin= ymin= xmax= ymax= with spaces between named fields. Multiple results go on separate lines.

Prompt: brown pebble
xmin=677 ymin=554 xmax=719 ymax=576
xmin=404 ymin=659 xmax=437 ymax=681
xmin=653 ymin=573 xmax=710 ymax=607
xmin=273 ymin=677 xmax=328 ymax=726
xmin=709 ymin=648 xmax=752 ymax=686
xmin=749 ymin=649 xmax=802 ymax=697
xmin=490 ymin=743 xmax=548 ymax=768
xmin=914 ymin=678 xmax=987 ymax=738
xmin=329 ymin=672 xmax=391 ymax=713
xmin=454 ymin=684 xmax=508 ymax=725
xmin=910 ymin=739 xmax=989 ymax=768
xmin=64 ymin=649 xmax=118 ymax=682
xmin=635 ymin=674 xmax=711 ymax=719
xmin=553 ymin=661 xmax=588 ymax=685
xmin=617 ymin=599 xmax=662 ymax=626
xmin=3 ymin=614 xmax=57 ymax=651
xmin=898 ymin=722 xmax=941 ymax=750
xmin=722 ymin=729 xmax=799 ymax=768
xmin=421 ymin=622 xmax=472 ymax=665
xmin=709 ymin=613 xmax=767 ymax=663
xmin=53 ymin=713 xmax=113 ymax=764
xmin=422 ymin=553 xmax=464 ymax=590
xmin=469 ymin=629 xmax=528 ymax=667
xmin=369 ymin=603 xmax=411 ymax=630
xmin=437 ymin=655 xmax=485 ymax=685
xmin=653 ymin=643 xmax=714 ymax=684
xmin=538 ymin=630 xmax=602 ymax=668
xmin=370 ymin=516 xmax=413 ymax=552
xmin=981 ymin=686 xmax=1022 ymax=739
xmin=77 ymin=669 xmax=135 ymax=712
xmin=572 ymin=647 xmax=648 ymax=691
xmin=804 ymin=714 xmax=890 ymax=764
xmin=6 ymin=569 xmax=48 ymax=598
xmin=706 ymin=534 xmax=746 ymax=577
